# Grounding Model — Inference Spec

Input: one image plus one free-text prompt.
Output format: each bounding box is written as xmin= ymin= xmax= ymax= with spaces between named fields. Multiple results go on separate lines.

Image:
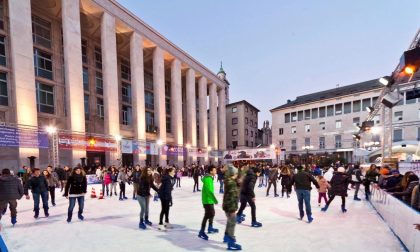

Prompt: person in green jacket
xmin=198 ymin=165 xmax=218 ymax=240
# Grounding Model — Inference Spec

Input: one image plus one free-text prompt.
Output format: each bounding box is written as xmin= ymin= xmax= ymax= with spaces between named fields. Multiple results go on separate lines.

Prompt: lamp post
xmin=46 ymin=126 xmax=59 ymax=169
xmin=114 ymin=134 xmax=122 ymax=166
xmin=302 ymin=145 xmax=313 ymax=168
xmin=157 ymin=139 xmax=163 ymax=167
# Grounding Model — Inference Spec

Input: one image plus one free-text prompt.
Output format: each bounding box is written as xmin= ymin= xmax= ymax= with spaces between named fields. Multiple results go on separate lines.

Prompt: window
xmin=83 ymin=67 xmax=89 ymax=91
xmin=232 ymin=129 xmax=238 ymax=136
xmin=353 ymin=100 xmax=361 ymax=112
xmin=232 ymin=118 xmax=238 ymax=125
xmin=251 ymin=131 xmax=253 ymax=137
xmin=353 ymin=117 xmax=360 ymax=126
xmin=146 ymin=111 xmax=155 ymax=132
xmin=250 ymin=120 xmax=253 ymax=126
xmin=319 ymin=122 xmax=325 ymax=130
xmin=362 ymin=98 xmax=371 ymax=111
xmin=279 ymin=128 xmax=283 ymax=135
xmin=81 ymin=39 xmax=88 ymax=64
xmin=245 ymin=129 xmax=248 ymax=135
xmin=166 ymin=116 xmax=171 ymax=133
xmin=406 ymin=91 xmax=416 ymax=104
xmin=245 ymin=117 xmax=248 ymax=124
xmin=245 ymin=140 xmax=248 ymax=147
xmin=298 ymin=111 xmax=303 ymax=121
xmin=305 ymin=124 xmax=310 ymax=132
xmin=311 ymin=108 xmax=318 ymax=119
xmin=319 ymin=107 xmax=326 ymax=118
xmin=335 ymin=135 xmax=342 ymax=148
xmin=145 ymin=91 xmax=154 ymax=110
xmin=291 ymin=112 xmax=297 ymax=122
xmin=95 ymin=72 xmax=103 ymax=95
xmin=304 ymin=138 xmax=310 ymax=146
xmin=122 ymin=83 xmax=132 ymax=103
xmin=0 ymin=0 xmax=4 ymax=30
xmin=96 ymin=98 xmax=104 ymax=119
xmin=394 ymin=111 xmax=403 ymax=121
xmin=304 ymin=109 xmax=311 ymax=120
xmin=393 ymin=129 xmax=402 ymax=142
xmin=255 ymin=122 xmax=258 ymax=127
xmin=285 ymin=113 xmax=290 ymax=123
xmin=291 ymin=126 xmax=296 ymax=134
xmin=165 ymin=98 xmax=170 ymax=115
xmin=34 ymin=49 xmax=53 ymax=80
xmin=245 ymin=106 xmax=248 ymax=112
xmin=319 ymin=137 xmax=325 ymax=149
xmin=343 ymin=102 xmax=351 ymax=114
xmin=84 ymin=94 xmax=89 ymax=120
xmin=32 ymin=15 xmax=51 ymax=48
xmin=336 ymin=120 xmax=342 ymax=129
xmin=291 ymin=139 xmax=297 ymax=151
xmin=122 ymin=105 xmax=132 ymax=125
xmin=335 ymin=104 xmax=342 ymax=115
xmin=250 ymin=141 xmax=253 ymax=147
xmin=327 ymin=105 xmax=334 ymax=117
xmin=232 ymin=141 xmax=238 ymax=148
xmin=0 ymin=36 xmax=5 ymax=66
xmin=36 ymin=82 xmax=54 ymax=114
xmin=0 ymin=72 xmax=7 ymax=106
xmin=232 ymin=107 xmax=237 ymax=113
xmin=372 ymin=96 xmax=379 ymax=106
xmin=120 ymin=59 xmax=131 ymax=81
xmin=279 ymin=141 xmax=284 ymax=147
xmin=95 ymin=46 xmax=102 ymax=69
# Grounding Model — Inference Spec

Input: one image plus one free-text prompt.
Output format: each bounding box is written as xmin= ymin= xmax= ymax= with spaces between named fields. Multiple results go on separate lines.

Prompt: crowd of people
xmin=0 ymin=161 xmax=419 ymax=250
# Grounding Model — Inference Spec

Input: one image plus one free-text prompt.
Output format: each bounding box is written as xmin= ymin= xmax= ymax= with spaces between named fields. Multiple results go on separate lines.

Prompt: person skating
xmin=266 ymin=166 xmax=279 ymax=197
xmin=24 ymin=168 xmax=50 ymax=218
xmin=223 ymin=165 xmax=242 ymax=250
xmin=136 ymin=167 xmax=159 ymax=229
xmin=117 ymin=167 xmax=128 ymax=200
xmin=321 ymin=167 xmax=351 ymax=213
xmin=350 ymin=164 xmax=363 ymax=201
xmin=364 ymin=164 xmax=379 ymax=200
xmin=280 ymin=166 xmax=291 ymax=198
xmin=109 ymin=166 xmax=118 ymax=197
xmin=316 ymin=175 xmax=330 ymax=207
xmin=236 ymin=167 xmax=262 ymax=228
xmin=43 ymin=169 xmax=59 ymax=206
xmin=193 ymin=166 xmax=201 ymax=192
xmin=217 ymin=166 xmax=225 ymax=193
xmin=158 ymin=168 xmax=175 ymax=231
xmin=290 ymin=165 xmax=319 ymax=223
xmin=64 ymin=167 xmax=87 ymax=222
xmin=131 ymin=165 xmax=142 ymax=200
xmin=198 ymin=166 xmax=219 ymax=240
xmin=0 ymin=169 xmax=24 ymax=226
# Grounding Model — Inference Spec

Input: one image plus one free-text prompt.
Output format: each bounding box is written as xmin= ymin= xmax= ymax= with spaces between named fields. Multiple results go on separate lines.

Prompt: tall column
xmin=62 ymin=0 xmax=85 ymax=166
xmin=130 ymin=32 xmax=146 ymax=166
xmin=153 ymin=47 xmax=166 ymax=167
xmin=186 ymin=68 xmax=197 ymax=164
xmin=218 ymin=87 xmax=227 ymax=153
xmin=101 ymin=12 xmax=120 ymax=165
xmin=8 ymin=0 xmax=39 ymax=168
xmin=171 ymin=59 xmax=183 ymax=166
xmin=198 ymin=76 xmax=208 ymax=164
xmin=209 ymin=83 xmax=218 ymax=163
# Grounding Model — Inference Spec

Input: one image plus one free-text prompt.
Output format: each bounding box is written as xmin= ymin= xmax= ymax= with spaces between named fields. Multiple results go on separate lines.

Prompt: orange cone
xmin=98 ymin=189 xmax=104 ymax=200
xmin=91 ymin=188 xmax=97 ymax=198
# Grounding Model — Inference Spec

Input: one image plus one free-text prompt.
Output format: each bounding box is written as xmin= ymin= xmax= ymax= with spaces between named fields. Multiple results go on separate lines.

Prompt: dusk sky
xmin=117 ymin=0 xmax=420 ymax=127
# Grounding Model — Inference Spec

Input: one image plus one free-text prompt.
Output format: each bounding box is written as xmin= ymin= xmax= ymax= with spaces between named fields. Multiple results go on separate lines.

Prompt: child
xmin=317 ymin=175 xmax=330 ymax=207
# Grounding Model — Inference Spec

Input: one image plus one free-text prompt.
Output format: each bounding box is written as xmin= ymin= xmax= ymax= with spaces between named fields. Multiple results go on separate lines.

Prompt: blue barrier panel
xmin=0 ymin=234 xmax=8 ymax=252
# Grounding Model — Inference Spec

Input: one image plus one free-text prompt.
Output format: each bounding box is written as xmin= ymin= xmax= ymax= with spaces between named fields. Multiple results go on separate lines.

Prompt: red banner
xmin=58 ymin=133 xmax=117 ymax=152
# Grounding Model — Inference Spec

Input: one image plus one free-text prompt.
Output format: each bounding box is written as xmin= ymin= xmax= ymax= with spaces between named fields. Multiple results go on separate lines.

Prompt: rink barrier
xmin=0 ymin=234 xmax=8 ymax=252
xmin=370 ymin=187 xmax=420 ymax=252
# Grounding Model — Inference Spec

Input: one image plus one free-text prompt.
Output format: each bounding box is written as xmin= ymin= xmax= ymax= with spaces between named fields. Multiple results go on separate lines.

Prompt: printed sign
xmin=223 ymin=148 xmax=276 ymax=161
xmin=0 ymin=125 xmax=49 ymax=148
xmin=121 ymin=140 xmax=133 ymax=154
xmin=58 ymin=133 xmax=117 ymax=152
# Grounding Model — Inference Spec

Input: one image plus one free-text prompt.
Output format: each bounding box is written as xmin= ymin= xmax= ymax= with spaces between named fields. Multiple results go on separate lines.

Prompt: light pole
xmin=302 ymin=145 xmax=313 ymax=168
xmin=157 ymin=139 xmax=163 ymax=167
xmin=114 ymin=134 xmax=122 ymax=166
xmin=46 ymin=126 xmax=59 ymax=169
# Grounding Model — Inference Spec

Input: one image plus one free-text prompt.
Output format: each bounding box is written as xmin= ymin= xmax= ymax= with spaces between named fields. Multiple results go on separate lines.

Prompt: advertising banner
xmin=187 ymin=147 xmax=197 ymax=157
xmin=223 ymin=148 xmax=276 ymax=161
xmin=209 ymin=150 xmax=224 ymax=158
xmin=133 ymin=141 xmax=147 ymax=155
xmin=196 ymin=148 xmax=207 ymax=158
xmin=121 ymin=140 xmax=133 ymax=154
xmin=146 ymin=143 xmax=159 ymax=155
xmin=0 ymin=125 xmax=49 ymax=148
xmin=164 ymin=145 xmax=184 ymax=156
xmin=86 ymin=174 xmax=101 ymax=185
xmin=58 ymin=133 xmax=117 ymax=152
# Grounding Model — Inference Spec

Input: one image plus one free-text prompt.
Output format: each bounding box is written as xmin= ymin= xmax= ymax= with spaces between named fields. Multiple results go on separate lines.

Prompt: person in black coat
xmin=266 ymin=167 xmax=279 ymax=197
xmin=24 ymin=168 xmax=50 ymax=218
xmin=321 ymin=167 xmax=351 ymax=213
xmin=193 ymin=166 xmax=201 ymax=192
xmin=0 ymin=168 xmax=24 ymax=225
xmin=158 ymin=167 xmax=175 ymax=231
xmin=350 ymin=164 xmax=363 ymax=201
xmin=236 ymin=167 xmax=262 ymax=227
xmin=64 ymin=167 xmax=87 ymax=222
xmin=137 ymin=167 xmax=159 ymax=229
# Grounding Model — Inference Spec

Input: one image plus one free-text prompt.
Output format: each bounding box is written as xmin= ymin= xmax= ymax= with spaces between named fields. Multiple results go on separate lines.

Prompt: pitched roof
xmin=227 ymin=100 xmax=260 ymax=112
xmin=270 ymin=79 xmax=382 ymax=112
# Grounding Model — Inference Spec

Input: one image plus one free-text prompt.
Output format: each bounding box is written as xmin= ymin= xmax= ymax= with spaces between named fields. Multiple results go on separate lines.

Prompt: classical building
xmin=0 ymin=0 xmax=229 ymax=169
xmin=226 ymin=100 xmax=259 ymax=149
xmin=256 ymin=120 xmax=272 ymax=147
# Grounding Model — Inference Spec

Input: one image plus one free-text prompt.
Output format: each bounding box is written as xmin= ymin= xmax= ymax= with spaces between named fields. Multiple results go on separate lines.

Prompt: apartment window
xmin=95 ymin=72 xmax=103 ymax=95
xmin=327 ymin=105 xmax=334 ymax=117
xmin=336 ymin=120 xmax=342 ymax=129
xmin=335 ymin=135 xmax=342 ymax=148
xmin=250 ymin=141 xmax=253 ymax=147
xmin=362 ymin=98 xmax=371 ymax=111
xmin=245 ymin=117 xmax=248 ymax=124
xmin=406 ymin=91 xmax=416 ymax=104
xmin=319 ymin=137 xmax=325 ymax=149
xmin=0 ymin=0 xmax=4 ymax=30
xmin=122 ymin=83 xmax=132 ymax=103
xmin=245 ymin=106 xmax=248 ymax=112
xmin=0 ymin=36 xmax=5 ymax=66
xmin=245 ymin=140 xmax=248 ymax=147
xmin=353 ymin=117 xmax=360 ymax=126
xmin=96 ymin=98 xmax=104 ymax=119
xmin=353 ymin=100 xmax=361 ymax=112
xmin=120 ymin=59 xmax=131 ymax=81
xmin=251 ymin=131 xmax=254 ymax=137
xmin=232 ymin=141 xmax=238 ymax=149
xmin=232 ymin=117 xmax=238 ymax=125
xmin=311 ymin=108 xmax=318 ymax=119
xmin=291 ymin=126 xmax=297 ymax=134
xmin=32 ymin=15 xmax=51 ymax=48
xmin=393 ymin=128 xmax=403 ymax=142
xmin=291 ymin=139 xmax=297 ymax=151
xmin=165 ymin=98 xmax=170 ymax=115
xmin=122 ymin=105 xmax=132 ymax=126
xmin=255 ymin=122 xmax=258 ymax=127
xmin=0 ymin=72 xmax=7 ymax=106
xmin=343 ymin=102 xmax=351 ymax=114
xmin=304 ymin=138 xmax=310 ymax=146
xmin=245 ymin=129 xmax=248 ymax=135
xmin=291 ymin=112 xmax=297 ymax=122
xmin=394 ymin=111 xmax=403 ymax=121
xmin=372 ymin=96 xmax=379 ymax=106
xmin=279 ymin=141 xmax=284 ymax=147
xmin=232 ymin=129 xmax=238 ymax=136
xmin=304 ymin=109 xmax=311 ymax=120
xmin=145 ymin=91 xmax=154 ymax=110
xmin=81 ymin=39 xmax=88 ymax=64
xmin=319 ymin=107 xmax=326 ymax=118
xmin=250 ymin=120 xmax=253 ymax=126
xmin=83 ymin=67 xmax=89 ymax=91
xmin=335 ymin=104 xmax=342 ymax=115
xmin=36 ymin=82 xmax=54 ymax=114
xmin=232 ymin=107 xmax=237 ymax=113
xmin=298 ymin=111 xmax=303 ymax=121
xmin=319 ymin=122 xmax=325 ymax=130
xmin=285 ymin=113 xmax=290 ymax=123
xmin=279 ymin=128 xmax=283 ymax=135
xmin=84 ymin=94 xmax=89 ymax=120
xmin=145 ymin=111 xmax=155 ymax=132
xmin=305 ymin=124 xmax=310 ymax=132
xmin=34 ymin=49 xmax=53 ymax=80
xmin=95 ymin=46 xmax=102 ymax=69
xmin=396 ymin=94 xmax=404 ymax=106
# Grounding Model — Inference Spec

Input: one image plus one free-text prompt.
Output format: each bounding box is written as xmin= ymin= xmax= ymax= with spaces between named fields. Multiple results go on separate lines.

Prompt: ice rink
xmin=1 ymin=177 xmax=404 ymax=252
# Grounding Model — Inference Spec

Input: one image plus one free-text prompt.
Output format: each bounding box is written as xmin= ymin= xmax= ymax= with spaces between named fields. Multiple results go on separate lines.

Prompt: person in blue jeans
xmin=290 ymin=166 xmax=319 ymax=223
xmin=64 ymin=167 xmax=87 ymax=223
xmin=217 ymin=167 xmax=225 ymax=194
xmin=24 ymin=168 xmax=50 ymax=218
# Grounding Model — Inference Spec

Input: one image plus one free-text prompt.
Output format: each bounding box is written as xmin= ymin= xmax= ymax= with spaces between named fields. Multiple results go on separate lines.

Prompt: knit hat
xmin=337 ymin=167 xmax=345 ymax=173
xmin=391 ymin=170 xmax=400 ymax=174
xmin=224 ymin=164 xmax=238 ymax=177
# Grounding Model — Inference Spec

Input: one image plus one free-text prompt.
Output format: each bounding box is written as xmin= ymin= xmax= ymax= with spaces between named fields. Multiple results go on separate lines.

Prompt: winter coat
xmin=104 ymin=172 xmax=112 ymax=185
xmin=393 ymin=181 xmax=419 ymax=204
xmin=268 ymin=168 xmax=279 ymax=181
xmin=365 ymin=170 xmax=379 ymax=183
xmin=45 ymin=174 xmax=59 ymax=187
xmin=291 ymin=171 xmax=319 ymax=191
xmin=313 ymin=167 xmax=322 ymax=176
xmin=131 ymin=170 xmax=142 ymax=184
xmin=111 ymin=172 xmax=118 ymax=183
xmin=0 ymin=175 xmax=24 ymax=201
xmin=329 ymin=172 xmax=351 ymax=197
xmin=317 ymin=177 xmax=330 ymax=193
xmin=223 ymin=178 xmax=239 ymax=213
xmin=22 ymin=172 xmax=32 ymax=186
xmin=280 ymin=173 xmax=291 ymax=186
xmin=24 ymin=175 xmax=49 ymax=195
xmin=117 ymin=171 xmax=128 ymax=183
xmin=64 ymin=174 xmax=87 ymax=197
xmin=202 ymin=174 xmax=218 ymax=205
xmin=351 ymin=168 xmax=363 ymax=184
xmin=383 ymin=175 xmax=402 ymax=190
xmin=55 ymin=168 xmax=66 ymax=180
xmin=240 ymin=169 xmax=257 ymax=198
xmin=193 ymin=168 xmax=200 ymax=179
xmin=411 ymin=184 xmax=419 ymax=211
xmin=137 ymin=176 xmax=158 ymax=197
xmin=217 ymin=169 xmax=224 ymax=181
xmin=158 ymin=175 xmax=173 ymax=201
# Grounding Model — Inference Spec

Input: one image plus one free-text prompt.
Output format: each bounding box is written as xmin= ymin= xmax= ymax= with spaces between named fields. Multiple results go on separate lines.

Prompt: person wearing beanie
xmin=222 ymin=164 xmax=242 ymax=250
xmin=236 ymin=167 xmax=262 ymax=228
xmin=0 ymin=168 xmax=24 ymax=226
xmin=198 ymin=166 xmax=219 ymax=240
xmin=321 ymin=167 xmax=351 ymax=213
xmin=290 ymin=165 xmax=319 ymax=223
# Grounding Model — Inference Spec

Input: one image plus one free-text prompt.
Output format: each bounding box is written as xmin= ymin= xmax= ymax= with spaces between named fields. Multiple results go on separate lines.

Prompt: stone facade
xmin=226 ymin=100 xmax=259 ymax=149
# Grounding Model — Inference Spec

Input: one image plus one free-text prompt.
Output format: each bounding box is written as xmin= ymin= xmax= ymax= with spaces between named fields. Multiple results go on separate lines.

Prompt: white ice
xmin=1 ymin=177 xmax=404 ymax=252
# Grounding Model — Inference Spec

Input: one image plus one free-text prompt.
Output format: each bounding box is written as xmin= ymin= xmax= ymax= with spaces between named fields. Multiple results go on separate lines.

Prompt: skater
xmin=263 ymin=166 xmax=270 ymax=187
xmin=61 ymin=166 xmax=71 ymax=193
xmin=118 ymin=167 xmax=128 ymax=200
xmin=193 ymin=166 xmax=201 ymax=192
xmin=364 ymin=164 xmax=379 ymax=200
xmin=136 ymin=167 xmax=159 ymax=229
xmin=266 ymin=166 xmax=279 ymax=197
xmin=322 ymin=167 xmax=351 ymax=213
xmin=21 ymin=166 xmax=32 ymax=188
xmin=64 ymin=167 xmax=87 ymax=222
xmin=236 ymin=167 xmax=262 ymax=227
xmin=110 ymin=166 xmax=119 ymax=197
xmin=153 ymin=169 xmax=162 ymax=201
xmin=43 ymin=169 xmax=59 ymax=206
xmin=217 ymin=166 xmax=225 ymax=193
xmin=223 ymin=165 xmax=242 ymax=250
xmin=131 ymin=165 xmax=142 ymax=200
xmin=290 ymin=165 xmax=319 ymax=223
xmin=158 ymin=168 xmax=175 ymax=231
xmin=103 ymin=168 xmax=112 ymax=196
xmin=351 ymin=164 xmax=363 ymax=201
xmin=198 ymin=166 xmax=219 ymax=240
xmin=175 ymin=168 xmax=182 ymax=188
xmin=24 ymin=168 xmax=50 ymax=218
xmin=317 ymin=175 xmax=330 ymax=207
xmin=280 ymin=166 xmax=291 ymax=198
xmin=0 ymin=169 xmax=24 ymax=226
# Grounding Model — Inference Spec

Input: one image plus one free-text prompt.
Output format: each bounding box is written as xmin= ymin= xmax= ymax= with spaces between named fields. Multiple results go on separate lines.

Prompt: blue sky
xmin=117 ymin=0 xmax=420 ymax=127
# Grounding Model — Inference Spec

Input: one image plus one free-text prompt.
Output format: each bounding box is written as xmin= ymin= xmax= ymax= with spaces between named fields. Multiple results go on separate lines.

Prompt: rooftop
xmin=227 ymin=100 xmax=260 ymax=112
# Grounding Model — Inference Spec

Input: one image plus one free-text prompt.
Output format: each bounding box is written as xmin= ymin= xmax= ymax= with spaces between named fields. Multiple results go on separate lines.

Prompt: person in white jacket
xmin=324 ymin=167 xmax=334 ymax=182
xmin=117 ymin=168 xmax=128 ymax=201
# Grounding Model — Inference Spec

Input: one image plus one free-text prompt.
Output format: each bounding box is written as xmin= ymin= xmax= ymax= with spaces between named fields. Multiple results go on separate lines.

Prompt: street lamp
xmin=46 ymin=126 xmax=57 ymax=134
xmin=46 ymin=126 xmax=58 ymax=169
xmin=302 ymin=145 xmax=314 ymax=168
xmin=114 ymin=135 xmax=122 ymax=166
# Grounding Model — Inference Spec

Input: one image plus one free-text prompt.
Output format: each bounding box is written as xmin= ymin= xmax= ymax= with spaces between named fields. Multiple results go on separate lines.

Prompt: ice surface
xmin=1 ymin=178 xmax=404 ymax=252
